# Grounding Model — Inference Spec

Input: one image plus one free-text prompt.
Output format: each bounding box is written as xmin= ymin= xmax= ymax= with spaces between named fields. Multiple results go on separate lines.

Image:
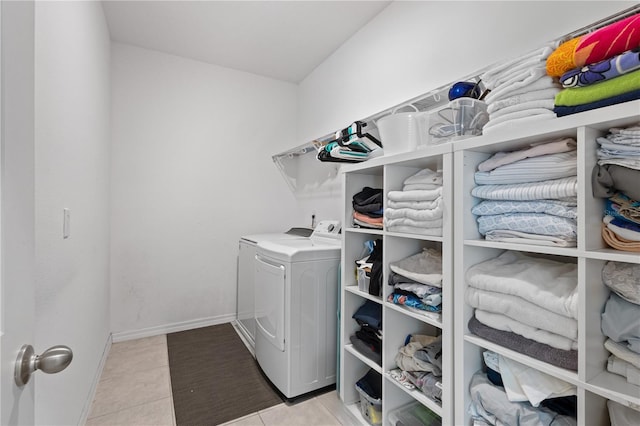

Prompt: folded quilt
xmin=478 ymin=138 xmax=576 ymax=172
xmin=471 ymin=177 xmax=578 ymax=201
xmin=477 ymin=213 xmax=577 ymax=238
xmin=484 ymin=108 xmax=555 ymax=130
xmin=560 ymin=47 xmax=640 ymax=88
xmin=387 ymin=187 xmax=442 ymax=202
xmin=602 ymin=223 xmax=640 ymax=252
xmin=608 ymin=355 xmax=640 ymax=386
xmin=472 ymin=199 xmax=577 ymax=219
xmin=386 ymin=225 xmax=442 ymax=237
xmin=601 ymin=292 xmax=640 ymax=353
xmin=602 ymin=261 xmax=640 ymax=305
xmin=466 ymin=287 xmax=578 ymax=340
xmin=489 ymin=99 xmax=556 ymax=120
xmin=466 ymin=251 xmax=578 ymax=319
xmin=548 ymin=14 xmax=640 ymax=77
xmin=385 ymin=217 xmax=443 ymax=229
xmin=605 ymin=338 xmax=640 ymax=369
xmin=474 ymin=151 xmax=577 ymax=185
xmin=554 ymin=88 xmax=640 ymax=117
xmin=384 ymin=202 xmax=443 ymax=222
xmin=470 ymin=319 xmax=578 ymax=373
xmin=387 ymin=199 xmax=441 ymax=210
xmin=485 ymin=230 xmax=577 ymax=247
xmin=475 ymin=309 xmax=577 ymax=351
xmin=592 ymin=164 xmax=640 ymax=200
xmin=389 ymin=248 xmax=443 ymax=287
xmin=555 ymin=69 xmax=640 ymax=107
xmin=403 ymin=168 xmax=442 ymax=186
xmin=487 ymin=88 xmax=563 ymax=114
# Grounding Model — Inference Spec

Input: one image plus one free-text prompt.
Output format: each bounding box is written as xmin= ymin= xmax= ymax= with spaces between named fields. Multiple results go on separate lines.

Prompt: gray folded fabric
xmin=349 ymin=334 xmax=382 ymax=366
xmin=468 ymin=316 xmax=578 ymax=371
xmin=592 ymin=164 xmax=640 ymax=200
xmin=413 ymin=336 xmax=443 ymax=376
xmin=469 ymin=372 xmax=577 ymax=426
xmin=602 ymin=261 xmax=640 ymax=305
xmin=601 ymin=292 xmax=640 ymax=353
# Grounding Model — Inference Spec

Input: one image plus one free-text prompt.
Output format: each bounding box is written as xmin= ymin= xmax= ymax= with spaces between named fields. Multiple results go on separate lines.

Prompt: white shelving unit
xmin=339 ymin=143 xmax=454 ymax=425
xmin=452 ymin=100 xmax=640 ymax=425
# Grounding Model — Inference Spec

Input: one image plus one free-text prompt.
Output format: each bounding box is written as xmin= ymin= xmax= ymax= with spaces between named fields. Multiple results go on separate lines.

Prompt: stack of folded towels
xmin=384 ymin=168 xmax=443 ymax=236
xmin=387 ymin=248 xmax=442 ymax=320
xmin=601 ymin=261 xmax=640 ymax=387
xmin=352 ymin=187 xmax=383 ymax=229
xmin=592 ymin=124 xmax=640 ymax=251
xmin=389 ymin=334 xmax=443 ymax=405
xmin=546 ymin=13 xmax=640 ymax=117
xmin=479 ymin=42 xmax=561 ymax=135
xmin=466 ymin=251 xmax=579 ymax=371
xmin=469 ymin=352 xmax=577 ymax=425
xmin=471 ymin=137 xmax=578 ymax=247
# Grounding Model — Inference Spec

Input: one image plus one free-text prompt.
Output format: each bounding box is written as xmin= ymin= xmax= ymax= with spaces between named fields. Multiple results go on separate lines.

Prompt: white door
xmin=0 ymin=1 xmax=36 ymax=424
xmin=254 ymin=253 xmax=286 ymax=352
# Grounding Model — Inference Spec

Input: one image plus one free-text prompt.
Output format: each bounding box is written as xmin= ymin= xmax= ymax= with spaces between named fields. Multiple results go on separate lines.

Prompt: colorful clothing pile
xmin=472 ymin=137 xmax=578 ymax=247
xmin=352 ymin=187 xmax=383 ymax=229
xmin=466 ymin=251 xmax=579 ymax=371
xmin=387 ymin=248 xmax=443 ymax=320
xmin=480 ymin=43 xmax=561 ymax=135
xmin=592 ymin=124 xmax=640 ymax=251
xmin=384 ymin=168 xmax=443 ymax=236
xmin=547 ymin=14 xmax=640 ymax=116
xmin=601 ymin=261 xmax=640 ymax=386
xmin=390 ymin=334 xmax=443 ymax=405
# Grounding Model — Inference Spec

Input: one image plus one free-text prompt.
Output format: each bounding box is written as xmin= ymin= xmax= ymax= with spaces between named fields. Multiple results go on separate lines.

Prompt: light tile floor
xmin=87 ymin=333 xmax=359 ymax=426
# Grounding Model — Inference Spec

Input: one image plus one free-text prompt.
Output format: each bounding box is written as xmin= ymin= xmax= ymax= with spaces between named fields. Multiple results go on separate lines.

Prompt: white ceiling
xmin=102 ymin=0 xmax=391 ymax=83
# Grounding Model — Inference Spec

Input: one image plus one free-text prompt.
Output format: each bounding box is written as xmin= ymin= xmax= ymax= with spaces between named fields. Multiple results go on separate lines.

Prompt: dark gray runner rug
xmin=167 ymin=323 xmax=283 ymax=425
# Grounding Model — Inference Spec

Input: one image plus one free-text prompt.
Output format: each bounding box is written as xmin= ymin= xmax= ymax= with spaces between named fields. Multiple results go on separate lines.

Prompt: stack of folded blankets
xmin=465 ymin=251 xmax=579 ymax=371
xmin=601 ymin=261 xmax=640 ymax=387
xmin=471 ymin=137 xmax=579 ymax=247
xmin=384 ymin=168 xmax=443 ymax=236
xmin=387 ymin=248 xmax=443 ymax=320
xmin=352 ymin=187 xmax=383 ymax=229
xmin=608 ymin=400 xmax=640 ymax=426
xmin=592 ymin=124 xmax=640 ymax=251
xmin=469 ymin=352 xmax=577 ymax=426
xmin=389 ymin=334 xmax=443 ymax=405
xmin=479 ymin=42 xmax=561 ymax=135
xmin=350 ymin=300 xmax=383 ymax=366
xmin=546 ymin=14 xmax=640 ymax=117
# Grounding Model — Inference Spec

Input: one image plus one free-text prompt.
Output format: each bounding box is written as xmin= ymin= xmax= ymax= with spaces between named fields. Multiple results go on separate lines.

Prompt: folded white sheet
xmin=385 ymin=217 xmax=443 ymax=229
xmin=490 ymin=100 xmax=556 ymax=120
xmin=403 ymin=168 xmax=442 ymax=186
xmin=389 ymin=248 xmax=443 ymax=287
xmin=608 ymin=354 xmax=640 ymax=385
xmin=466 ymin=287 xmax=578 ymax=340
xmin=466 ymin=251 xmax=578 ymax=319
xmin=484 ymin=108 xmax=555 ymax=130
xmin=482 ymin=113 xmax=557 ymax=136
xmin=481 ymin=44 xmax=555 ymax=87
xmin=487 ymin=88 xmax=562 ymax=114
xmin=478 ymin=138 xmax=576 ymax=172
xmin=484 ymin=230 xmax=577 ymax=247
xmin=605 ymin=339 xmax=640 ymax=369
xmin=485 ymin=75 xmax=559 ymax=104
xmin=475 ymin=309 xmax=578 ymax=350
xmin=384 ymin=200 xmax=443 ymax=221
xmin=471 ymin=177 xmax=578 ymax=201
xmin=474 ymin=151 xmax=577 ymax=185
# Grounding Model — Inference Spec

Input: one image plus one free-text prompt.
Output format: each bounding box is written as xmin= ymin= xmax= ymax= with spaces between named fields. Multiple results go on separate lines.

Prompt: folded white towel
xmin=403 ymin=168 xmax=442 ymax=186
xmin=489 ymin=100 xmax=556 ymax=120
xmin=384 ymin=199 xmax=443 ymax=221
xmin=387 ymin=199 xmax=441 ymax=210
xmin=387 ymin=187 xmax=442 ymax=202
xmin=485 ymin=76 xmax=559 ymax=104
xmin=466 ymin=287 xmax=578 ymax=339
xmin=403 ymin=183 xmax=441 ymax=191
xmin=481 ymin=44 xmax=556 ymax=87
xmin=482 ymin=113 xmax=557 ymax=136
xmin=605 ymin=339 xmax=640 ymax=369
xmin=466 ymin=251 xmax=578 ymax=319
xmin=608 ymin=355 xmax=640 ymax=386
xmin=487 ymin=67 xmax=548 ymax=94
xmin=385 ymin=217 xmax=443 ymax=229
xmin=485 ymin=108 xmax=555 ymax=130
xmin=386 ymin=225 xmax=442 ymax=237
xmin=475 ymin=309 xmax=577 ymax=350
xmin=488 ymin=88 xmax=562 ymax=114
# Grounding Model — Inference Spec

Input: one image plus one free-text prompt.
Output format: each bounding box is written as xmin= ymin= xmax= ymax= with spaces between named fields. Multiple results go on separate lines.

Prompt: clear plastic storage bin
xmin=357 ymin=268 xmax=370 ymax=293
xmin=356 ymin=385 xmax=382 ymax=425
xmin=417 ymin=98 xmax=488 ymax=147
xmin=387 ymin=401 xmax=441 ymax=426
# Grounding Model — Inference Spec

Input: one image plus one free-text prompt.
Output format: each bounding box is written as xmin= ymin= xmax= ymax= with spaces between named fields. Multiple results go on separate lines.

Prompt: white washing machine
xmin=237 ymin=228 xmax=312 ymax=350
xmin=254 ymin=220 xmax=341 ymax=399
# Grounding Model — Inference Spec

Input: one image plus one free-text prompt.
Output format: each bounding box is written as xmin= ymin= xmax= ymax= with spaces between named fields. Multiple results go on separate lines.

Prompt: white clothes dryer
xmin=254 ymin=221 xmax=341 ymax=399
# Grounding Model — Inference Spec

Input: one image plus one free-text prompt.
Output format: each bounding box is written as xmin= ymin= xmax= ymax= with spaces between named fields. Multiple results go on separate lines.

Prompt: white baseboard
xmin=78 ymin=333 xmax=112 ymax=424
xmin=111 ymin=314 xmax=237 ymax=342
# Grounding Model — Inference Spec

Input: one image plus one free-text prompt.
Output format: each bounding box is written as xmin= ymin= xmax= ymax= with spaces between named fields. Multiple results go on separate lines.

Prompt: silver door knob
xmin=14 ymin=344 xmax=73 ymax=387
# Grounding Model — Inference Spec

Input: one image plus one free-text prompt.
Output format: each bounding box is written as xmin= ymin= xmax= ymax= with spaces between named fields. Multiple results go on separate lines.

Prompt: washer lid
xmin=240 ymin=232 xmax=308 ymax=245
xmin=257 ymin=238 xmax=340 ymax=263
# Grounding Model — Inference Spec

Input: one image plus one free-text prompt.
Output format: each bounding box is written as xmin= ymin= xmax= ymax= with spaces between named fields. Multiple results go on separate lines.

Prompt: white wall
xmin=34 ymin=2 xmax=111 ymax=425
xmin=110 ymin=44 xmax=300 ymax=337
xmin=298 ymin=1 xmax=638 ymax=143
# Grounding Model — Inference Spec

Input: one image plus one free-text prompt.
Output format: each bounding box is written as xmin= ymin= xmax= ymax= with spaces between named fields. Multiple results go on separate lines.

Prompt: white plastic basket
xmin=376 ymin=105 xmax=420 ymax=155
